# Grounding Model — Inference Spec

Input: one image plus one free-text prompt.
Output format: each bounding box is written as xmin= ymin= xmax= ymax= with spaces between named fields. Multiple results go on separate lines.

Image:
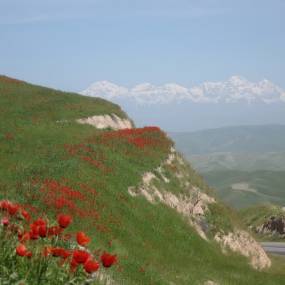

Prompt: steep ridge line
xmin=127 ymin=147 xmax=271 ymax=270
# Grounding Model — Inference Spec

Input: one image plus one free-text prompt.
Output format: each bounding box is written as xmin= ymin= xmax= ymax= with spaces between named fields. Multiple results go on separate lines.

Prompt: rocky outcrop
xmin=214 ymin=230 xmax=271 ymax=270
xmin=204 ymin=281 xmax=219 ymax=285
xmin=242 ymin=205 xmax=285 ymax=239
xmin=256 ymin=216 xmax=285 ymax=236
xmin=128 ymin=148 xmax=216 ymax=240
xmin=76 ymin=114 xmax=132 ymax=130
xmin=127 ymin=147 xmax=271 ymax=270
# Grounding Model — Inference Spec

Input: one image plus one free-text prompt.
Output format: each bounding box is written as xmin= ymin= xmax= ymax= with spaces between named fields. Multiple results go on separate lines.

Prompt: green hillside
xmin=170 ymin=126 xmax=285 ymax=173
xmin=189 ymin=152 xmax=285 ymax=173
xmin=204 ymin=170 xmax=285 ymax=209
xmin=1 ymin=76 xmax=285 ymax=284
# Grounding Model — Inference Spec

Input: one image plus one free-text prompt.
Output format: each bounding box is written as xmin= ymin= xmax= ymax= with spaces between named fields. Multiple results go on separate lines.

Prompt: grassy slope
xmin=1 ymin=76 xmax=285 ymax=284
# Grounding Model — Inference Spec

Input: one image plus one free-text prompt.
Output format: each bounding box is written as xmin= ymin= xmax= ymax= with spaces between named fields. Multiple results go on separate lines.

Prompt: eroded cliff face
xmin=76 ymin=113 xmax=133 ymax=130
xmin=128 ymin=147 xmax=214 ymax=240
xmin=254 ymin=216 xmax=285 ymax=238
xmin=214 ymin=231 xmax=270 ymax=270
xmin=127 ymin=147 xmax=271 ymax=270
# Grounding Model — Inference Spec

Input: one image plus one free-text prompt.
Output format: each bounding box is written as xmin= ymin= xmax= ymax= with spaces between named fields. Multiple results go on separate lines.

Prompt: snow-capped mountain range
xmin=81 ymin=76 xmax=285 ymax=105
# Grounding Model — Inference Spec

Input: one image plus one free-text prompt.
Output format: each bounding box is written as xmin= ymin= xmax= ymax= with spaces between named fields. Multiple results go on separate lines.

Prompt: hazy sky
xmin=0 ymin=0 xmax=284 ymax=92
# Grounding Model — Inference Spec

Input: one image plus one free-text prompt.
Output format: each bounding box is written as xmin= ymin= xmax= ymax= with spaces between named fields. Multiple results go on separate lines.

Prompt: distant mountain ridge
xmin=81 ymin=77 xmax=285 ymax=132
xmin=81 ymin=76 xmax=285 ymax=104
xmin=170 ymin=124 xmax=285 ymax=156
xmin=169 ymin=125 xmax=285 ymax=209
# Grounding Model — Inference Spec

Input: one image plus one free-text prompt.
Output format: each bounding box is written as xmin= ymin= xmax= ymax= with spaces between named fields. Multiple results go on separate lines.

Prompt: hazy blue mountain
xmin=169 ymin=125 xmax=285 ymax=208
xmin=204 ymin=170 xmax=285 ymax=208
xmin=170 ymin=125 xmax=285 ymax=155
xmin=188 ymin=152 xmax=285 ymax=172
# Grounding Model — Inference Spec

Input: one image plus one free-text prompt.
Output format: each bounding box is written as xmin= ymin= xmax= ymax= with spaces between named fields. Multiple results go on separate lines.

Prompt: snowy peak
xmin=81 ymin=80 xmax=128 ymax=99
xmin=81 ymin=76 xmax=285 ymax=104
xmin=228 ymin=75 xmax=249 ymax=85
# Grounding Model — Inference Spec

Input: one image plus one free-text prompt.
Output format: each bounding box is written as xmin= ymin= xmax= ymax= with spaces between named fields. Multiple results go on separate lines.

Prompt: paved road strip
xmin=261 ymin=242 xmax=285 ymax=256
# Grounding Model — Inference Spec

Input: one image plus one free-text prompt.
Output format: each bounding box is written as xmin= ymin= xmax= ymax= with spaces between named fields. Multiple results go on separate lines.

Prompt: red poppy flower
xmin=16 ymin=244 xmax=28 ymax=257
xmin=21 ymin=210 xmax=30 ymax=221
xmin=0 ymin=200 xmax=10 ymax=210
xmin=60 ymin=249 xmax=71 ymax=260
xmin=51 ymin=247 xmax=71 ymax=259
xmin=70 ymin=258 xmax=78 ymax=272
xmin=33 ymin=218 xmax=46 ymax=227
xmin=76 ymin=231 xmax=90 ymax=246
xmin=29 ymin=225 xmax=39 ymax=240
xmin=43 ymin=247 xmax=52 ymax=257
xmin=18 ymin=231 xmax=30 ymax=242
xmin=100 ymin=252 xmax=117 ymax=268
xmin=1 ymin=217 xmax=9 ymax=226
xmin=84 ymin=259 xmax=100 ymax=273
xmin=72 ymin=250 xmax=90 ymax=264
xmin=38 ymin=225 xmax=47 ymax=238
xmin=51 ymin=247 xmax=63 ymax=257
xmin=25 ymin=251 xmax=33 ymax=258
xmin=8 ymin=203 xmax=19 ymax=216
xmin=47 ymin=226 xmax=63 ymax=236
xmin=57 ymin=214 xmax=72 ymax=228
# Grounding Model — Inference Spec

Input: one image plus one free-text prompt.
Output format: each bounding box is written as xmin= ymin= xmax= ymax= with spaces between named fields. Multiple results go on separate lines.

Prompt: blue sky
xmin=0 ymin=0 xmax=284 ymax=92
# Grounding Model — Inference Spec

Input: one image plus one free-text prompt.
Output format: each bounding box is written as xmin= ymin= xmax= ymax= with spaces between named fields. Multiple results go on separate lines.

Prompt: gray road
xmin=261 ymin=242 xmax=285 ymax=256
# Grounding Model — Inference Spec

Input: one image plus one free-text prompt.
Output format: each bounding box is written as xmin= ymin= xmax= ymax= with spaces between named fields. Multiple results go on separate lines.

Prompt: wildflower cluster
xmin=36 ymin=179 xmax=100 ymax=222
xmin=101 ymin=127 xmax=169 ymax=149
xmin=23 ymin=178 xmax=111 ymax=235
xmin=40 ymin=179 xmax=85 ymax=212
xmin=64 ymin=143 xmax=107 ymax=171
xmin=62 ymin=127 xmax=172 ymax=178
xmin=0 ymin=199 xmax=117 ymax=284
